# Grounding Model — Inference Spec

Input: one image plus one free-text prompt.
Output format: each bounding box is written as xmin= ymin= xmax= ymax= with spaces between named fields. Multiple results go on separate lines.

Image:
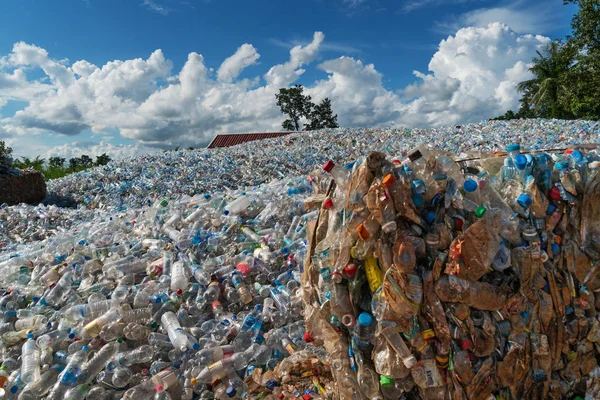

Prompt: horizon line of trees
xmin=493 ymin=0 xmax=599 ymax=121
xmin=0 ymin=140 xmax=111 ymax=180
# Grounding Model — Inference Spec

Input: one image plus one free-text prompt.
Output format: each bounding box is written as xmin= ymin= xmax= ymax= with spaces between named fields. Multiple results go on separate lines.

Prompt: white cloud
xmin=0 ymin=24 xmax=551 ymax=157
xmin=397 ymin=23 xmax=549 ymax=126
xmin=217 ymin=44 xmax=260 ymax=83
xmin=142 ymin=0 xmax=172 ymax=15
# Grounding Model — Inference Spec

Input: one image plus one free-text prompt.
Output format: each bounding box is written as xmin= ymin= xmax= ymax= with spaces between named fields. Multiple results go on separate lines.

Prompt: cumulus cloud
xmin=0 ymin=24 xmax=551 ymax=156
xmin=398 ymin=23 xmax=550 ymax=126
xmin=217 ymin=44 xmax=260 ymax=83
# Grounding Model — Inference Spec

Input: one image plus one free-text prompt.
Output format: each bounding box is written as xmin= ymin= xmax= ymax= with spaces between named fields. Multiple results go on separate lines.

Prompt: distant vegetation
xmin=276 ymin=85 xmax=339 ymax=131
xmin=0 ymin=140 xmax=111 ymax=180
xmin=493 ymin=0 xmax=600 ymax=121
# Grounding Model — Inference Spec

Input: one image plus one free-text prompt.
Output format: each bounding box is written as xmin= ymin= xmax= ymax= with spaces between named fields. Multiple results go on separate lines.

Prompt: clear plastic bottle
xmin=36 ymin=329 xmax=69 ymax=349
xmin=380 ymin=327 xmax=417 ymax=368
xmin=116 ymin=345 xmax=154 ymax=366
xmin=79 ymin=341 xmax=120 ymax=383
xmin=84 ymin=308 xmax=121 ymax=338
xmin=20 ymin=363 xmax=64 ymax=398
xmin=231 ymin=274 xmax=253 ymax=305
xmin=124 ymin=323 xmax=151 ymax=340
xmin=161 ymin=311 xmax=189 ymax=352
xmin=112 ymin=367 xmax=133 ymax=388
xmin=353 ymin=312 xmax=376 ymax=349
xmin=20 ymin=333 xmax=41 ymax=384
xmin=170 ymin=261 xmax=189 ymax=292
xmin=322 ymin=160 xmax=349 ymax=190
xmin=47 ymin=347 xmax=89 ymax=400
xmin=65 ymin=383 xmax=89 ymax=400
xmin=195 ymin=353 xmax=247 ymax=384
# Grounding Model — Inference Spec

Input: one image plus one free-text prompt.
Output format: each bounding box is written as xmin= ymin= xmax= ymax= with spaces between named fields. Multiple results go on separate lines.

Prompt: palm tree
xmin=517 ymin=40 xmax=575 ymax=119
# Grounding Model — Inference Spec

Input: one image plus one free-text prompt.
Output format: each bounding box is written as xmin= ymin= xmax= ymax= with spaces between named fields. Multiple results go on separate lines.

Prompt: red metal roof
xmin=207 ymin=132 xmax=293 ymax=149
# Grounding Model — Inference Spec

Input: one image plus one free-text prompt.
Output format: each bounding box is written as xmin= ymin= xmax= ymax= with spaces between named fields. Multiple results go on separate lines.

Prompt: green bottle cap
xmin=474 ymin=206 xmax=486 ymax=218
xmin=380 ymin=375 xmax=394 ymax=387
xmin=116 ymin=338 xmax=123 ymax=343
xmin=150 ymin=321 xmax=158 ymax=329
xmin=160 ymin=199 xmax=168 ymax=207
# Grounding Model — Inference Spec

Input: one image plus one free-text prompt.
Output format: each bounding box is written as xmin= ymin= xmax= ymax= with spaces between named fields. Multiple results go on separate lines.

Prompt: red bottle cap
xmin=236 ymin=263 xmax=251 ymax=275
xmin=461 ymin=339 xmax=473 ymax=350
xmin=323 ymin=198 xmax=333 ymax=209
xmin=176 ymin=289 xmax=182 ymax=295
xmin=344 ymin=261 xmax=357 ymax=276
xmin=323 ymin=160 xmax=335 ymax=172
xmin=550 ymin=186 xmax=562 ymax=201
xmin=454 ymin=217 xmax=464 ymax=231
xmin=303 ymin=331 xmax=314 ymax=342
xmin=303 ymin=395 xmax=312 ymax=400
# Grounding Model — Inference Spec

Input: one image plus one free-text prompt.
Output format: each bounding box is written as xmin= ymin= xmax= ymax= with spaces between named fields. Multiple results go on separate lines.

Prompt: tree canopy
xmin=276 ymin=85 xmax=339 ymax=131
xmin=493 ymin=2 xmax=600 ymax=121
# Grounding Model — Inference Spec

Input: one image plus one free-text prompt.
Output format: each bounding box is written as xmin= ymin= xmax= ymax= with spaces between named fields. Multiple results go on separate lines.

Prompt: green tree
xmin=95 ymin=153 xmax=111 ymax=166
xmin=564 ymin=0 xmax=600 ymax=53
xmin=31 ymin=156 xmax=44 ymax=172
xmin=48 ymin=156 xmax=66 ymax=170
xmin=275 ymin=85 xmax=313 ymax=131
xmin=516 ymin=40 xmax=575 ymax=119
xmin=69 ymin=157 xmax=81 ymax=172
xmin=305 ymin=98 xmax=339 ymax=130
xmin=562 ymin=0 xmax=600 ymax=120
xmin=80 ymin=155 xmax=93 ymax=168
xmin=0 ymin=140 xmax=12 ymax=160
xmin=13 ymin=157 xmax=32 ymax=169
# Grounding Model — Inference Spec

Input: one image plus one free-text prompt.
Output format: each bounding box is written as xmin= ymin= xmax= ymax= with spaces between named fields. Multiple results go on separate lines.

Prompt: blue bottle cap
xmin=565 ymin=305 xmax=574 ymax=315
xmin=571 ymin=150 xmax=583 ymax=162
xmin=546 ymin=204 xmax=556 ymax=215
xmin=517 ymin=194 xmax=532 ymax=209
xmin=506 ymin=143 xmax=521 ymax=152
xmin=358 ymin=312 xmax=372 ymax=327
xmin=514 ymin=155 xmax=527 ymax=170
xmin=551 ymin=243 xmax=560 ymax=256
xmin=411 ymin=194 xmax=424 ymax=207
xmin=463 ymin=179 xmax=478 ymax=193
xmin=226 ymin=386 xmax=236 ymax=397
xmin=425 ymin=210 xmax=436 ymax=225
xmin=82 ymin=345 xmax=89 ymax=352
xmin=26 ymin=333 xmax=34 ymax=339
xmin=192 ymin=343 xmax=200 ymax=351
xmin=411 ymin=179 xmax=425 ymax=192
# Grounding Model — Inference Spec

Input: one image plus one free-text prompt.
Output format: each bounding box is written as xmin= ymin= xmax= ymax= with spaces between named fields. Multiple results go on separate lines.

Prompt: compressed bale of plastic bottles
xmin=302 ymin=143 xmax=600 ymax=400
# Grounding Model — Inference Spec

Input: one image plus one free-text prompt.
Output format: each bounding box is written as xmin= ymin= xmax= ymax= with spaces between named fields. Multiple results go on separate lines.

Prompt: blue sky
xmin=0 ymin=0 xmax=578 ymax=160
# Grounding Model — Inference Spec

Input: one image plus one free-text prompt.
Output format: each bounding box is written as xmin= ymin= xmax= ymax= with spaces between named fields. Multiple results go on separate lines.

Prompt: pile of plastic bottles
xmin=1 ymin=119 xmax=594 ymax=252
xmin=303 ymin=143 xmax=600 ymax=399
xmin=0 ymin=176 xmax=337 ymax=399
xmin=0 ymin=117 xmax=599 ymax=399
